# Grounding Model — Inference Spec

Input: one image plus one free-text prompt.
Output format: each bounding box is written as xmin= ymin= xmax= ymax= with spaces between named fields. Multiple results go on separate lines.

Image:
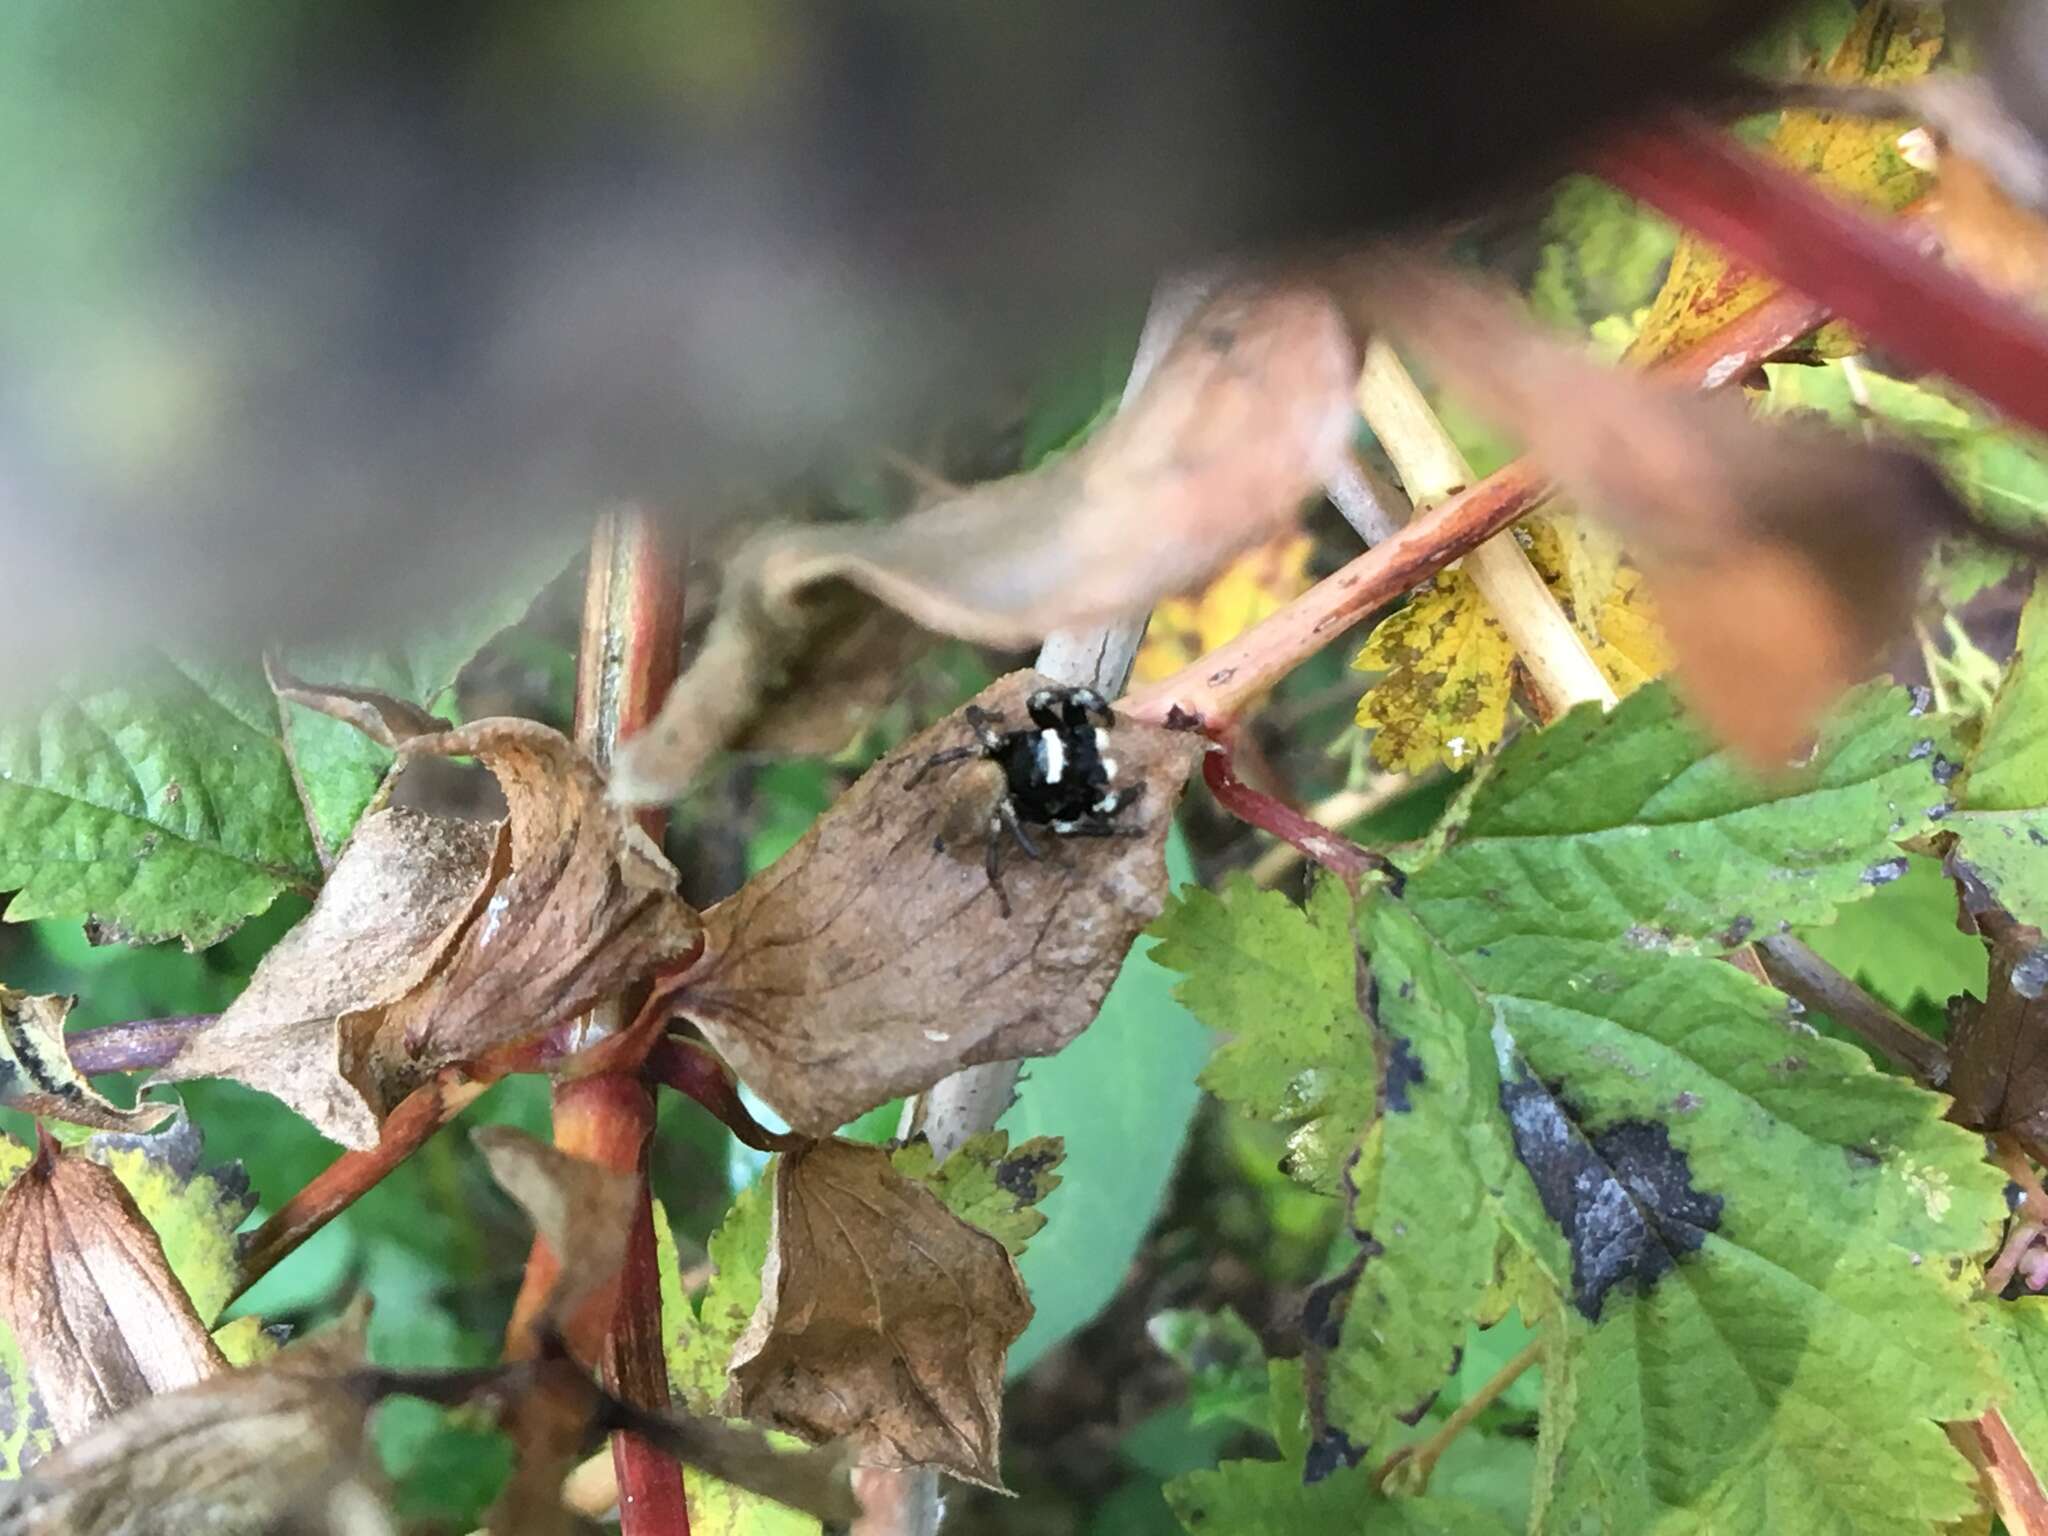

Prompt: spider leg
xmin=1093 ymin=780 xmax=1147 ymax=817
xmin=1025 ymin=690 xmax=1064 ymax=732
xmin=964 ymin=704 xmax=1008 ymax=754
xmin=1066 ymin=686 xmax=1116 ymax=729
xmin=983 ymin=809 xmax=1013 ymax=918
xmin=905 ymin=743 xmax=981 ymax=789
xmin=998 ymin=799 xmax=1044 ymax=861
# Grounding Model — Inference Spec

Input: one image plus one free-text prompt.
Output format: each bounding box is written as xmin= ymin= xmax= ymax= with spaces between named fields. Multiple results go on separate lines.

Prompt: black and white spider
xmin=908 ymin=686 xmax=1146 ymax=916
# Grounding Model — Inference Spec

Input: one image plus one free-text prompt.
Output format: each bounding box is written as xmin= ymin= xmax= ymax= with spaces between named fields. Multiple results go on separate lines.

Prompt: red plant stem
xmin=1201 ymin=745 xmax=1393 ymax=888
xmin=66 ymin=1014 xmax=214 ymax=1076
xmin=645 ymin=1036 xmax=801 ymax=1154
xmin=1596 ymin=114 xmax=2048 ymax=437
xmin=512 ymin=507 xmax=689 ymax=1534
xmin=234 ymin=1067 xmax=491 ymax=1298
xmin=1121 ymin=282 xmax=1828 ymax=734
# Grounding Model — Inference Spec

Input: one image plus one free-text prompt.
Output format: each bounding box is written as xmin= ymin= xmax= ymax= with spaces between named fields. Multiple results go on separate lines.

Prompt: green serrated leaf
xmin=0 ymin=654 xmax=321 ymax=947
xmin=1165 ymin=1361 xmax=1512 ymax=1536
xmin=1151 ymin=876 xmax=1372 ymax=1193
xmin=1986 ymin=1297 xmax=2048 ymax=1477
xmin=1950 ymin=578 xmax=2048 ymax=928
xmin=891 ymin=1131 xmax=1063 ymax=1256
xmin=666 ymin=1177 xmax=773 ymax=1415
xmin=1799 ymin=853 xmax=1987 ymax=1012
xmin=1407 ymin=681 xmax=1958 ymax=954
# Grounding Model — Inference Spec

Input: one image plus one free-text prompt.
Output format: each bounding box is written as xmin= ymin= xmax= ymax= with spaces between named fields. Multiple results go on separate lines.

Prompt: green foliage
xmin=1799 ymin=853 xmax=1986 ymax=1013
xmin=86 ymin=1116 xmax=255 ymax=1326
xmin=1527 ymin=176 xmax=1675 ymax=331
xmin=1147 ymin=1308 xmax=1270 ymax=1434
xmin=892 ymin=1130 xmax=1064 ymax=1256
xmin=1950 ymin=577 xmax=2048 ymax=928
xmin=664 ymin=1180 xmax=773 ymax=1415
xmin=1151 ymin=876 xmax=1370 ymax=1194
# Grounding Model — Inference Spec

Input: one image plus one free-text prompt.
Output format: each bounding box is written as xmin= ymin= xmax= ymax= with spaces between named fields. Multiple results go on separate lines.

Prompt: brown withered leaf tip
xmin=0 ymin=988 xmax=173 ymax=1134
xmin=1947 ymin=902 xmax=2048 ymax=1148
xmin=609 ymin=281 xmax=1355 ymax=803
xmin=161 ymin=682 xmax=702 ymax=1149
xmin=473 ymin=1125 xmax=638 ymax=1328
xmin=673 ymin=669 xmax=1204 ymax=1134
xmin=729 ymin=1137 xmax=1032 ymax=1488
xmin=0 ymin=1311 xmax=376 ymax=1536
xmin=1360 ymin=254 xmax=1964 ymax=766
xmin=0 ymin=1144 xmax=226 ymax=1445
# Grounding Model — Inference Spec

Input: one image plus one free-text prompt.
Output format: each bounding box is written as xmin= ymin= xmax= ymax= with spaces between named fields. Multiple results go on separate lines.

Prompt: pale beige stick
xmin=1356 ymin=339 xmax=1616 ymax=716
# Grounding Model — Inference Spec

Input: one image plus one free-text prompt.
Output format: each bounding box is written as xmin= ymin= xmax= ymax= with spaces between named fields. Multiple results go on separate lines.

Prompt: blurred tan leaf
xmin=670 ymin=670 xmax=1202 ymax=1134
xmin=1352 ymin=518 xmax=1669 ymax=772
xmin=1131 ymin=532 xmax=1315 ymax=684
xmin=0 ymin=989 xmax=171 ymax=1133
xmin=1626 ymin=1 xmax=1943 ymax=364
xmin=0 ymin=1142 xmax=224 ymax=1445
xmin=611 ymin=283 xmax=1356 ymax=803
xmin=730 ymin=1138 xmax=1031 ymax=1488
xmin=162 ymin=693 xmax=701 ymax=1147
xmin=474 ymin=1126 xmax=639 ymax=1330
xmin=0 ymin=1315 xmax=377 ymax=1536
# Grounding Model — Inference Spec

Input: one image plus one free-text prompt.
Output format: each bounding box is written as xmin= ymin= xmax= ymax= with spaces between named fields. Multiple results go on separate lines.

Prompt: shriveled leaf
xmin=1949 ymin=578 xmax=2048 ymax=928
xmin=1946 ymin=902 xmax=2048 ymax=1144
xmin=729 ymin=1138 xmax=1031 ymax=1487
xmin=0 ymin=656 xmax=320 ymax=948
xmin=0 ymin=989 xmax=169 ymax=1133
xmin=0 ymin=1142 xmax=225 ymax=1443
xmin=1132 ymin=531 xmax=1314 ymax=684
xmin=163 ymin=698 xmax=700 ymax=1147
xmin=610 ymin=284 xmax=1355 ymax=802
xmin=0 ymin=1315 xmax=373 ymax=1536
xmin=889 ymin=1131 xmax=1064 ymax=1256
xmin=1151 ymin=876 xmax=1374 ymax=1194
xmin=474 ymin=1126 xmax=638 ymax=1326
xmin=1626 ymin=1 xmax=1942 ymax=363
xmin=674 ymin=670 xmax=1201 ymax=1134
xmin=0 ymin=1136 xmax=51 ymax=1481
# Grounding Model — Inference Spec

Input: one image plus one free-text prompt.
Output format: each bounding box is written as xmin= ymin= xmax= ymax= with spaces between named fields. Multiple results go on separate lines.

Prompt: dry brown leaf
xmin=1365 ymin=256 xmax=1959 ymax=763
xmin=0 ymin=1312 xmax=377 ymax=1536
xmin=163 ymin=690 xmax=701 ymax=1148
xmin=729 ymin=1138 xmax=1031 ymax=1488
xmin=0 ymin=989 xmax=172 ymax=1134
xmin=671 ymin=670 xmax=1202 ymax=1134
xmin=610 ymin=282 xmax=1355 ymax=803
xmin=0 ymin=1140 xmax=226 ymax=1445
xmin=474 ymin=1126 xmax=638 ymax=1328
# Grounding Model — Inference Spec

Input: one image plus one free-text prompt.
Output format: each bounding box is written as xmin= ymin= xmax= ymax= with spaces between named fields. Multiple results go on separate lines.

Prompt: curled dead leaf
xmin=0 ymin=988 xmax=171 ymax=1134
xmin=671 ymin=670 xmax=1203 ymax=1134
xmin=729 ymin=1138 xmax=1032 ymax=1488
xmin=0 ymin=1313 xmax=377 ymax=1536
xmin=1361 ymin=255 xmax=1962 ymax=763
xmin=474 ymin=1126 xmax=638 ymax=1329
xmin=163 ymin=688 xmax=700 ymax=1148
xmin=610 ymin=282 xmax=1355 ymax=803
xmin=0 ymin=1140 xmax=226 ymax=1445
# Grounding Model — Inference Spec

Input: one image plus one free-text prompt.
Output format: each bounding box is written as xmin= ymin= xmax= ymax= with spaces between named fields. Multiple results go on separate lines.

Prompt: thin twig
xmin=1203 ymin=744 xmax=1395 ymax=889
xmin=1248 ymin=776 xmax=1412 ymax=887
xmin=1120 ymin=283 xmax=1830 ymax=733
xmin=1374 ymin=1333 xmax=1545 ymax=1493
xmin=1755 ymin=934 xmax=1950 ymax=1089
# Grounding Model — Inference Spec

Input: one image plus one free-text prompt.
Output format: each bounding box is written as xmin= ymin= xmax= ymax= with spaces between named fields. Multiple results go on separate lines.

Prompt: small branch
xmin=1248 ymin=776 xmax=1413 ymax=887
xmin=646 ymin=1036 xmax=801 ymax=1154
xmin=1121 ymin=284 xmax=1828 ymax=734
xmin=1374 ymin=1333 xmax=1545 ymax=1493
xmin=1202 ymin=745 xmax=1396 ymax=889
xmin=1754 ymin=934 xmax=1950 ymax=1089
xmin=66 ymin=1014 xmax=213 ymax=1076
xmin=1595 ymin=115 xmax=2048 ymax=441
xmin=1356 ymin=339 xmax=1616 ymax=719
xmin=1950 ymin=1408 xmax=2048 ymax=1536
xmin=234 ymin=1068 xmax=490 ymax=1299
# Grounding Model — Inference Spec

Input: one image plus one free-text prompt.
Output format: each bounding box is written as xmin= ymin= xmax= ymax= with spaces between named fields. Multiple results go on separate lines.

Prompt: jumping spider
xmin=908 ymin=686 xmax=1146 ymax=916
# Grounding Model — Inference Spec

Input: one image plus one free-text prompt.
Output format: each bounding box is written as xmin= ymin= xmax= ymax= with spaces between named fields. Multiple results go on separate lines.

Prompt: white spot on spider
xmin=1099 ymin=756 xmax=1118 ymax=782
xmin=1039 ymin=729 xmax=1066 ymax=784
xmin=1052 ymin=819 xmax=1080 ymax=833
xmin=1095 ymin=728 xmax=1110 ymax=752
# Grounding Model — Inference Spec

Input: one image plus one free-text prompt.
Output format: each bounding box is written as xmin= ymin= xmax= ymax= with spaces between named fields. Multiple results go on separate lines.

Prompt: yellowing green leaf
xmin=663 ymin=1179 xmax=772 ymax=1415
xmin=890 ymin=1131 xmax=1064 ymax=1257
xmin=1133 ymin=532 xmax=1313 ymax=684
xmin=86 ymin=1118 xmax=255 ymax=1327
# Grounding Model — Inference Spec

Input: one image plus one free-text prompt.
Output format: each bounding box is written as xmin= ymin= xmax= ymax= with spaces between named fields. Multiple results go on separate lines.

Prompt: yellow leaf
xmin=1133 ymin=533 xmax=1314 ymax=684
xmin=1353 ymin=519 xmax=1670 ymax=773
xmin=1626 ymin=1 xmax=1943 ymax=364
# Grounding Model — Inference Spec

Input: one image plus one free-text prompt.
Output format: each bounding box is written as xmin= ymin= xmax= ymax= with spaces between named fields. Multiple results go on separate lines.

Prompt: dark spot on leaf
xmin=1908 ymin=685 xmax=1933 ymax=717
xmin=2031 ymin=828 xmax=2048 ymax=847
xmin=1383 ymin=1033 xmax=1425 ymax=1114
xmin=1844 ymin=1145 xmax=1881 ymax=1171
xmin=1770 ymin=1055 xmax=1807 ymax=1074
xmin=161 ymin=780 xmax=182 ymax=805
xmin=1862 ymin=858 xmax=1909 ymax=887
xmin=1498 ymin=1070 xmax=1722 ymax=1322
xmin=1671 ymin=1091 xmax=1702 ymax=1114
xmin=1302 ymin=1428 xmax=1366 ymax=1485
xmin=1926 ymin=803 xmax=1951 ymax=821
xmin=1931 ymin=754 xmax=1961 ymax=785
xmin=995 ymin=1146 xmax=1059 ymax=1201
xmin=1300 ymin=1256 xmax=1360 ymax=1351
xmin=1398 ymin=979 xmax=1414 ymax=1000
xmin=2006 ymin=1180 xmax=2026 ymax=1212
xmin=1908 ymin=738 xmax=1936 ymax=761
xmin=1720 ymin=915 xmax=1754 ymax=947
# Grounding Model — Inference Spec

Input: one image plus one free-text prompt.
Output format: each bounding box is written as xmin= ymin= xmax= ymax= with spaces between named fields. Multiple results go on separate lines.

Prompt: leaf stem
xmin=645 ymin=1036 xmax=802 ymax=1154
xmin=1373 ymin=1333 xmax=1544 ymax=1493
xmin=1202 ymin=743 xmax=1396 ymax=889
xmin=65 ymin=1014 xmax=214 ymax=1076
xmin=1120 ymin=284 xmax=1828 ymax=733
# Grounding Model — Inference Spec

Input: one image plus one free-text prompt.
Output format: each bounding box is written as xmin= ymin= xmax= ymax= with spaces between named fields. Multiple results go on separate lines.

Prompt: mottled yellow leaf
xmin=1133 ymin=533 xmax=1313 ymax=684
xmin=1353 ymin=519 xmax=1669 ymax=773
xmin=1626 ymin=1 xmax=1943 ymax=364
